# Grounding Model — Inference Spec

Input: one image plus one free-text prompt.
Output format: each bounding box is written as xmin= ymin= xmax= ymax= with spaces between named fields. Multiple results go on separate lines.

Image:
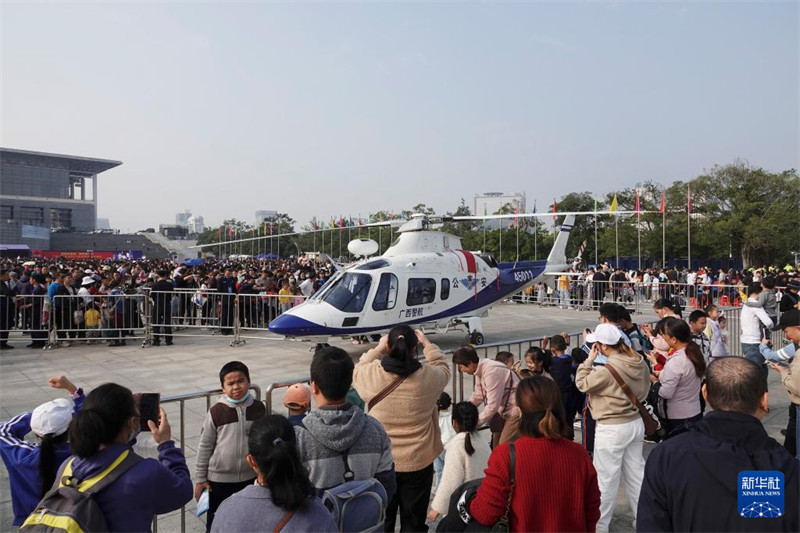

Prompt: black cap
xmin=772 ymin=309 xmax=800 ymax=331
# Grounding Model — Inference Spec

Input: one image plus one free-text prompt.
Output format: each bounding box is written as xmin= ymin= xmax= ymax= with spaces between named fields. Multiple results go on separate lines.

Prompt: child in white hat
xmin=0 ymin=376 xmax=84 ymax=526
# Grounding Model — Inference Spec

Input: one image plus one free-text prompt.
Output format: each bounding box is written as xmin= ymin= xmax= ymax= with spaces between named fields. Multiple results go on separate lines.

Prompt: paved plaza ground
xmin=0 ymin=303 xmax=793 ymax=532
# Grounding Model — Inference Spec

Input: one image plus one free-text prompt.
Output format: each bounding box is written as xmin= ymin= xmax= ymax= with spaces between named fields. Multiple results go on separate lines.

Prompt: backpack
xmin=21 ymin=449 xmax=143 ymax=533
xmin=320 ymin=448 xmax=388 ymax=533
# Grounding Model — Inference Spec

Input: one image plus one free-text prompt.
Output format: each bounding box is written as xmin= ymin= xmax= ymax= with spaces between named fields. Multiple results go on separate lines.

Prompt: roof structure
xmin=0 ymin=147 xmax=122 ymax=176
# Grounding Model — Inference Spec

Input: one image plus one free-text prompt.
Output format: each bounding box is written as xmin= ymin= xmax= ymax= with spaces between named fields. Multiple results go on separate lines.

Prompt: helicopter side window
xmin=320 ymin=273 xmax=372 ymax=313
xmin=407 ymin=278 xmax=436 ymax=306
xmin=372 ymin=273 xmax=399 ymax=311
xmin=441 ymin=278 xmax=450 ymax=300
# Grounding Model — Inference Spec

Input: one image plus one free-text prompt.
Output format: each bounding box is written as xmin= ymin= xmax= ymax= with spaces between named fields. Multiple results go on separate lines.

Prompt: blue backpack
xmin=320 ymin=449 xmax=388 ymax=533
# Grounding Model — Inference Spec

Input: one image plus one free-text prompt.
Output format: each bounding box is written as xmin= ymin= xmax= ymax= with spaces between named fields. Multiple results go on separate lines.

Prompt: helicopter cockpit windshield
xmin=318 ymin=272 xmax=372 ymax=313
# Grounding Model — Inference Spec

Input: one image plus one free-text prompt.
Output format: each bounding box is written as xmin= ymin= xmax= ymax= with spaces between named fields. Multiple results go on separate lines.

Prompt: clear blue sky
xmin=2 ymin=1 xmax=797 ymax=231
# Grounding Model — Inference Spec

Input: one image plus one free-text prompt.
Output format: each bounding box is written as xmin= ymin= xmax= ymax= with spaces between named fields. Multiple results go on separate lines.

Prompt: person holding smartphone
xmin=575 ymin=324 xmax=650 ymax=532
xmin=768 ymin=309 xmax=800 ymax=460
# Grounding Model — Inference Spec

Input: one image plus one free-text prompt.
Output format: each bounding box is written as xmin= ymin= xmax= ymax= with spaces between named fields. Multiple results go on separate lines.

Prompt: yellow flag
xmin=610 ymin=194 xmax=618 ymax=212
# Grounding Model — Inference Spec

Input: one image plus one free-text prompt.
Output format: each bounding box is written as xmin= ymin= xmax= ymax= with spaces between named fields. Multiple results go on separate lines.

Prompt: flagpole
xmin=594 ymin=199 xmax=598 ymax=266
xmin=615 ymin=215 xmax=619 ymax=267
xmin=636 ymin=186 xmax=641 ymax=271
xmin=687 ymin=184 xmax=692 ymax=270
xmin=499 ymin=218 xmax=503 ymax=263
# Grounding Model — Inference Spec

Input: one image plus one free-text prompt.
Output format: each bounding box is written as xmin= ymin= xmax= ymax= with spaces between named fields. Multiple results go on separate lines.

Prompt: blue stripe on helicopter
xmin=268 ymin=261 xmax=547 ymax=336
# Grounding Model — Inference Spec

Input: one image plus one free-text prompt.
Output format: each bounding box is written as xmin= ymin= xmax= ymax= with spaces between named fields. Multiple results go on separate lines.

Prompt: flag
xmin=552 ymin=198 xmax=557 ymax=222
xmin=660 ymin=191 xmax=666 ymax=214
xmin=687 ymin=184 xmax=692 ymax=214
xmin=228 ymin=226 xmax=232 ymax=238
xmin=514 ymin=205 xmax=519 ymax=227
xmin=635 ymin=189 xmax=640 ymax=217
xmin=270 ymin=222 xmax=273 ymax=236
xmin=483 ymin=204 xmax=487 ymax=216
xmin=594 ymin=198 xmax=598 ymax=213
xmin=339 ymin=217 xmax=344 ymax=229
xmin=610 ymin=194 xmax=619 ymax=212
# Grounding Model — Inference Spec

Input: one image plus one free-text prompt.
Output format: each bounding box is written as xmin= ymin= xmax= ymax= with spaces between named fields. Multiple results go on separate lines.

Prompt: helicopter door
xmin=372 ymin=273 xmax=399 ymax=312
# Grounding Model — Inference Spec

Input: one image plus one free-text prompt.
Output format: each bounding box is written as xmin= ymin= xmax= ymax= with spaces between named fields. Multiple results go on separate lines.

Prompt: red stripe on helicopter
xmin=458 ymin=250 xmax=477 ymax=275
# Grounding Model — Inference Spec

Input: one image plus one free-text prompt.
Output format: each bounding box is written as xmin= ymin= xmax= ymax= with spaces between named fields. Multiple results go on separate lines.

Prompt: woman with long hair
xmin=353 ymin=325 xmax=450 ymax=532
xmin=211 ymin=415 xmax=337 ymax=532
xmin=428 ymin=402 xmax=490 ymax=522
xmin=65 ymin=383 xmax=192 ymax=532
xmin=656 ymin=317 xmax=706 ymax=436
xmin=653 ymin=298 xmax=682 ymax=319
xmin=469 ymin=377 xmax=600 ymax=531
xmin=0 ymin=376 xmax=84 ymax=526
xmin=575 ymin=324 xmax=650 ymax=532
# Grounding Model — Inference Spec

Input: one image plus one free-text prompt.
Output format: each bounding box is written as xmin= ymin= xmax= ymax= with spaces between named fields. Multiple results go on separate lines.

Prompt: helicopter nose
xmin=268 ymin=312 xmax=325 ymax=336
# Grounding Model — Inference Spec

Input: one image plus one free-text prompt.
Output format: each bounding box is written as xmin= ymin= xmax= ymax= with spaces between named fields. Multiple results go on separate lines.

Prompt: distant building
xmin=255 ymin=210 xmax=278 ymax=225
xmin=474 ymin=192 xmax=526 ymax=229
xmin=188 ymin=214 xmax=205 ymax=234
xmin=176 ymin=209 xmax=192 ymax=227
xmin=96 ymin=218 xmax=111 ymax=230
xmin=159 ymin=224 xmax=188 ymax=239
xmin=0 ymin=147 xmax=122 ymax=250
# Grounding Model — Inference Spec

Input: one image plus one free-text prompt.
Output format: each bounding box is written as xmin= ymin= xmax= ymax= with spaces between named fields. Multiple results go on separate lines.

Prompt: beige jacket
xmin=575 ymin=350 xmax=650 ymax=425
xmin=353 ymin=343 xmax=451 ymax=472
xmin=781 ymin=349 xmax=800 ymax=404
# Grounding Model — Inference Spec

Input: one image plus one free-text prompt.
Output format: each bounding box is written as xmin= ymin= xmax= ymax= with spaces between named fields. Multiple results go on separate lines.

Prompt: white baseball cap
xmin=585 ymin=324 xmax=623 ymax=346
xmin=30 ymin=398 xmax=73 ymax=437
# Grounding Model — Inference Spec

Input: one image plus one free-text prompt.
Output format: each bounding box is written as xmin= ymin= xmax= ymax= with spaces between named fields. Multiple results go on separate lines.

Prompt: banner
xmin=33 ymin=250 xmax=115 ymax=259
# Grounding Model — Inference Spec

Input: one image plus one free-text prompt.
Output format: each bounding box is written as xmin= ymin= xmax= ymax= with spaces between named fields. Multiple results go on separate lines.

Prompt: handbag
xmin=605 ymin=364 xmax=663 ymax=438
xmin=273 ymin=510 xmax=294 ymax=533
xmin=435 ymin=442 xmax=516 ymax=533
xmin=486 ymin=370 xmax=514 ymax=433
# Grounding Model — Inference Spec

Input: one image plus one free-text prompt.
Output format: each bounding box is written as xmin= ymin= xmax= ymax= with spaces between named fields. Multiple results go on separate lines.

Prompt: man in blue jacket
xmin=637 ymin=357 xmax=799 ymax=532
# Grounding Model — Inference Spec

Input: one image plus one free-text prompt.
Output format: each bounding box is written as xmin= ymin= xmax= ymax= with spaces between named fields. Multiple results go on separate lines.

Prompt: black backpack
xmin=21 ymin=449 xmax=142 ymax=533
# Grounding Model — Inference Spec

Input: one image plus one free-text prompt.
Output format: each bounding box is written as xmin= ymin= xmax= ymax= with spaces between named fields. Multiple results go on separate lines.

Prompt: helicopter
xmin=267 ymin=213 xmax=580 ymax=344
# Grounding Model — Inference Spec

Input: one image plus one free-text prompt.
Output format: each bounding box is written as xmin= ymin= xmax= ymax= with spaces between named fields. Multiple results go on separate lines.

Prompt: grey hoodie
xmin=294 ymin=403 xmax=396 ymax=500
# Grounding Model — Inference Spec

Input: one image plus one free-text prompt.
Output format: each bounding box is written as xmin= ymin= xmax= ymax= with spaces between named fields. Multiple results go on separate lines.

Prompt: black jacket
xmin=638 ymin=411 xmax=799 ymax=532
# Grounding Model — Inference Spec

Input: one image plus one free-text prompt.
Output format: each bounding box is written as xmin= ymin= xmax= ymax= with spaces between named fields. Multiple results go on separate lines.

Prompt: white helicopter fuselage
xmin=268 ymin=216 xmax=574 ymax=341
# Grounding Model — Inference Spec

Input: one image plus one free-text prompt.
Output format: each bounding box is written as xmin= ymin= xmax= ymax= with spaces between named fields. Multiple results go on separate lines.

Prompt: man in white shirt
xmin=299 ymin=273 xmax=316 ymax=298
xmin=741 ymin=282 xmax=774 ymax=378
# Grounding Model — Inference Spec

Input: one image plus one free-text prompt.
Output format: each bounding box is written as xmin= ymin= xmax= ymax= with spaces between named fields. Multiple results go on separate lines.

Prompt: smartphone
xmin=770 ymin=361 xmax=790 ymax=368
xmin=136 ymin=393 xmax=160 ymax=432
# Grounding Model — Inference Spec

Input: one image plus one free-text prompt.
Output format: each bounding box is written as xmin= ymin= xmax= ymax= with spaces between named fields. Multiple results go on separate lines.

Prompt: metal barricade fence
xmin=2 ymin=293 xmax=50 ymax=347
xmin=509 ymin=281 xmax=752 ymax=314
xmin=234 ymin=294 xmax=307 ymax=345
xmin=147 ymin=289 xmax=236 ymax=346
xmin=48 ymin=293 xmax=149 ymax=348
xmin=153 ymin=385 xmax=263 ymax=533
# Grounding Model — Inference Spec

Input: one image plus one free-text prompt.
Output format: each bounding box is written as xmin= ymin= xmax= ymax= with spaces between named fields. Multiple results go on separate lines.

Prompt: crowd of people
xmin=521 ymin=263 xmax=799 ymax=312
xmin=1 ymin=255 xmax=800 ymax=532
xmin=1 ymin=303 xmax=798 ymax=532
xmin=0 ymin=256 xmax=334 ymax=349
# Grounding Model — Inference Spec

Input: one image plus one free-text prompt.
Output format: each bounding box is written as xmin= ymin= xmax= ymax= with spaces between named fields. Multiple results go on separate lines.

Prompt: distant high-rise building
xmin=176 ymin=209 xmax=192 ymax=227
xmin=474 ymin=192 xmax=526 ymax=229
xmin=96 ymin=218 xmax=111 ymax=230
xmin=255 ymin=210 xmax=278 ymax=224
xmin=188 ymin=215 xmax=205 ymax=234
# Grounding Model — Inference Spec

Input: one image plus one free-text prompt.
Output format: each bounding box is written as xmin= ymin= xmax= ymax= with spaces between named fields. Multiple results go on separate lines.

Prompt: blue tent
xmin=257 ymin=253 xmax=278 ymax=259
xmin=184 ymin=258 xmax=205 ymax=266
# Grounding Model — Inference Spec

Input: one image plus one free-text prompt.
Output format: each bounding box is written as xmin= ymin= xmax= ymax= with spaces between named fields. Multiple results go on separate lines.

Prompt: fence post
xmin=231 ymin=295 xmax=242 ymax=347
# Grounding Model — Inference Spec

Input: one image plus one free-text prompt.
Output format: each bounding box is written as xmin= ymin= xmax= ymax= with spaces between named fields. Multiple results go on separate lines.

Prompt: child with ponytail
xmin=427 ymin=402 xmax=491 ymax=522
xmin=0 ymin=376 xmax=84 ymax=526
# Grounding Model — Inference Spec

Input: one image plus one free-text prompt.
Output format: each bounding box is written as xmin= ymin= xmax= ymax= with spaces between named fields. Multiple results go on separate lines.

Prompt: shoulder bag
xmin=605 ymin=364 xmax=663 ymax=438
xmin=367 ymin=374 xmax=408 ymax=411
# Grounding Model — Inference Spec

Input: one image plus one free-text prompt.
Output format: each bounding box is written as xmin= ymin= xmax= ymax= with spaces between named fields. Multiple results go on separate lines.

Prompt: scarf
xmin=380 ymin=353 xmax=422 ymax=376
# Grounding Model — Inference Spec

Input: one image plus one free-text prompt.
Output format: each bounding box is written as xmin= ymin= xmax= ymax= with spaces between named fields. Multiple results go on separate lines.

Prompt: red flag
xmin=228 ymin=226 xmax=232 ymax=238
xmin=687 ymin=184 xmax=692 ymax=214
xmin=660 ymin=192 xmax=666 ymax=214
xmin=552 ymin=198 xmax=557 ymax=222
xmin=635 ymin=189 xmax=641 ymax=217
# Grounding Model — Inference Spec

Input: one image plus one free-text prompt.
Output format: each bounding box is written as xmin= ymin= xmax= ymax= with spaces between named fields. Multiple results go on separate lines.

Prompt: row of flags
xmin=216 ymin=187 xmax=694 ymax=239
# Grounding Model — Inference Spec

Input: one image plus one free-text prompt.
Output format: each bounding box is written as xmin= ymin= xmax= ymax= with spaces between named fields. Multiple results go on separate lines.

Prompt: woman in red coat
xmin=469 ymin=376 xmax=601 ymax=532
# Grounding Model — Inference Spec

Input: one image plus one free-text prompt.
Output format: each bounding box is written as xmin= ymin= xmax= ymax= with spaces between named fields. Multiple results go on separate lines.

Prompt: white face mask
xmin=127 ymin=418 xmax=141 ymax=444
